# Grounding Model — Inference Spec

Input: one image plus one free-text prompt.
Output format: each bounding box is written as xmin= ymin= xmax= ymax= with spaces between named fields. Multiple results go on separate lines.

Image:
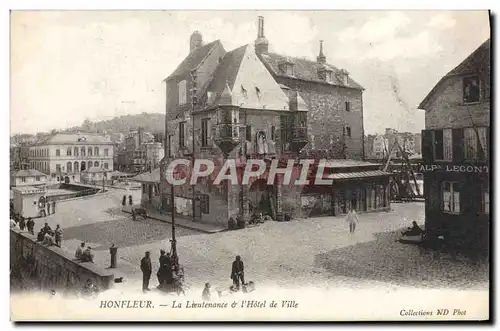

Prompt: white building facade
xmin=27 ymin=133 xmax=114 ymax=179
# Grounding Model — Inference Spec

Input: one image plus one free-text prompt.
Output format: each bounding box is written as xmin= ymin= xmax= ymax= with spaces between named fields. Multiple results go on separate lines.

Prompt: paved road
xmin=27 ymin=194 xmax=489 ymax=294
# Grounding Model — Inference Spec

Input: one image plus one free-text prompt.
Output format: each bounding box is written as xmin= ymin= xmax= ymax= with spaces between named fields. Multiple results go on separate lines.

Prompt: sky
xmin=10 ymin=10 xmax=490 ymax=135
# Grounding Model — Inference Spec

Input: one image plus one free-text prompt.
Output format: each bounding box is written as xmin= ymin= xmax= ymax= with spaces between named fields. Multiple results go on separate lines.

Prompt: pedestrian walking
xmin=157 ymin=249 xmax=167 ymax=288
xmin=26 ymin=218 xmax=35 ymax=235
xmin=231 ymin=255 xmax=245 ymax=289
xmin=122 ymin=195 xmax=127 ymax=207
xmin=128 ymin=195 xmax=133 ymax=206
xmin=46 ymin=202 xmax=51 ymax=216
xmin=346 ymin=207 xmax=359 ymax=234
xmin=19 ymin=217 xmax=26 ymax=231
xmin=52 ymin=200 xmax=56 ymax=214
xmin=55 ymin=225 xmax=63 ymax=247
xmin=141 ymin=251 xmax=152 ymax=292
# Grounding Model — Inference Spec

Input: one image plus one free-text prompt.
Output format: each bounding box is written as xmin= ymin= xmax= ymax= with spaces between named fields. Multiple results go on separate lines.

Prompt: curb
xmin=121 ymin=209 xmax=226 ymax=234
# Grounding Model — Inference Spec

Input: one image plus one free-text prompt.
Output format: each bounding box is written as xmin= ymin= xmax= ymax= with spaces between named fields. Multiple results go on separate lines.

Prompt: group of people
xmin=10 ymin=215 xmax=36 ymax=235
xmin=140 ymin=250 xmax=178 ymax=293
xmin=75 ymin=242 xmax=95 ymax=263
xmin=43 ymin=200 xmax=57 ymax=216
xmin=35 ymin=223 xmax=63 ymax=247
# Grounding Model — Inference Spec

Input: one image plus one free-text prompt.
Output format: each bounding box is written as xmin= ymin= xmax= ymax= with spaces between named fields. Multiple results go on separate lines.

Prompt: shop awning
xmin=329 ymin=170 xmax=391 ymax=180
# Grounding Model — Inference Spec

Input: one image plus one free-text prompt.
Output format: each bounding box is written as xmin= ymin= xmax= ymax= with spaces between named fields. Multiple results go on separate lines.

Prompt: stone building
xmin=158 ymin=17 xmax=390 ymax=226
xmin=27 ymin=132 xmax=114 ymax=182
xmin=419 ymin=38 xmax=490 ymax=250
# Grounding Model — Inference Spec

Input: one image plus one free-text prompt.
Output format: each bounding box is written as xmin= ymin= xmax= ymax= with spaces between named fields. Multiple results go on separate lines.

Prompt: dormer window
xmin=463 ymin=76 xmax=480 ymax=103
xmin=340 ymin=69 xmax=350 ymax=85
xmin=278 ymin=58 xmax=295 ymax=76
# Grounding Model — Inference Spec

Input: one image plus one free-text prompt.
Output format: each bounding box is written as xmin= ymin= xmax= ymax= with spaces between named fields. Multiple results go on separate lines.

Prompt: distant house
xmin=11 ymin=169 xmax=47 ymax=187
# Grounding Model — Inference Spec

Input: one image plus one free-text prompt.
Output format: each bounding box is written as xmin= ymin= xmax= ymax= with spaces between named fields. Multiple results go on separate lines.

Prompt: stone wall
xmin=10 ymin=228 xmax=114 ymax=294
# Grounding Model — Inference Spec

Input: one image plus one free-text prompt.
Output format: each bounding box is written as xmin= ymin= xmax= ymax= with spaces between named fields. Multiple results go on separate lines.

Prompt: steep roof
xmin=201 ymin=45 xmax=291 ymax=111
xmin=258 ymin=52 xmax=364 ymax=90
xmin=35 ymin=133 xmax=113 ymax=145
xmin=418 ymin=38 xmax=490 ymax=109
xmin=164 ymin=40 xmax=223 ymax=81
xmin=14 ymin=169 xmax=46 ymax=178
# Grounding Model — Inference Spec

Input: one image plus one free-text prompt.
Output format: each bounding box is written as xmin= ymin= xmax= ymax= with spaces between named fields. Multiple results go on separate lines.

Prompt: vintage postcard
xmin=9 ymin=10 xmax=490 ymax=321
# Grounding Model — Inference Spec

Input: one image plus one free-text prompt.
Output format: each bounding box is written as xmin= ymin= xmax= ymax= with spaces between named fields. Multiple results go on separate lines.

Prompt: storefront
xmin=300 ymin=161 xmax=391 ymax=217
xmin=421 ymin=163 xmax=489 ymax=249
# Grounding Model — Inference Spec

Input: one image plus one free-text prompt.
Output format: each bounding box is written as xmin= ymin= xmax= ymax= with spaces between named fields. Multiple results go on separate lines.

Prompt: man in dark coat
xmin=157 ymin=249 xmax=168 ymax=288
xmin=140 ymin=251 xmax=152 ymax=292
xmin=46 ymin=202 xmax=51 ymax=216
xmin=18 ymin=217 xmax=26 ymax=231
xmin=26 ymin=218 xmax=35 ymax=235
xmin=52 ymin=200 xmax=56 ymax=214
xmin=231 ymin=255 xmax=245 ymax=289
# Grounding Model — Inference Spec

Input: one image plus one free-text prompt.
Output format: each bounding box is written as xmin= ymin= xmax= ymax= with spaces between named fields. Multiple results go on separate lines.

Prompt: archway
xmin=248 ymin=179 xmax=274 ymax=216
xmin=81 ymin=162 xmax=86 ymax=172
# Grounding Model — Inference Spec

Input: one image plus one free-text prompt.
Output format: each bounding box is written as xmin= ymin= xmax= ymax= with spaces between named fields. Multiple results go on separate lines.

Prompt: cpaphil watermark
xmin=163 ymin=158 xmax=338 ymax=186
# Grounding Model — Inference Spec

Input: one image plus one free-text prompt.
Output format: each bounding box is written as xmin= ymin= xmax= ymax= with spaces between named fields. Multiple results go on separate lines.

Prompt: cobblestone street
xmin=29 ymin=191 xmax=489 ymax=295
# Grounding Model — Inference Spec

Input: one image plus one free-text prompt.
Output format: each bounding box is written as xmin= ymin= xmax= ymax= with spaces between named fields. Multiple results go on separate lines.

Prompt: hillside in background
xmin=11 ymin=112 xmax=166 ymax=145
xmin=63 ymin=112 xmax=166 ymax=134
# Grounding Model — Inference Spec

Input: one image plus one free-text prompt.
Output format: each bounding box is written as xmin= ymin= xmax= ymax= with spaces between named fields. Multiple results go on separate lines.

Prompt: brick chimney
xmin=190 ymin=31 xmax=203 ymax=52
xmin=255 ymin=16 xmax=269 ymax=54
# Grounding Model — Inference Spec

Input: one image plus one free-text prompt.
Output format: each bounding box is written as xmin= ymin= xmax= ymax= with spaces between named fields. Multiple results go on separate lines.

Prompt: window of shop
xmin=200 ymin=194 xmax=210 ymax=214
xmin=441 ymin=182 xmax=460 ymax=214
xmin=482 ymin=185 xmax=489 ymax=214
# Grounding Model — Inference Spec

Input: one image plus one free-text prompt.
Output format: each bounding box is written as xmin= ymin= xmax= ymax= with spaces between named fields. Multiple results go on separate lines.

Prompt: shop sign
xmin=419 ymin=164 xmax=489 ymax=173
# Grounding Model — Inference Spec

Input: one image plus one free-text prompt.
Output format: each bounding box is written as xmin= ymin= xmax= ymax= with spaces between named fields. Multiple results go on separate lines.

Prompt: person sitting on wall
xmin=81 ymin=247 xmax=95 ymax=263
xmin=402 ymin=221 xmax=424 ymax=237
xmin=36 ymin=230 xmax=45 ymax=242
xmin=75 ymin=242 xmax=85 ymax=260
xmin=42 ymin=231 xmax=55 ymax=247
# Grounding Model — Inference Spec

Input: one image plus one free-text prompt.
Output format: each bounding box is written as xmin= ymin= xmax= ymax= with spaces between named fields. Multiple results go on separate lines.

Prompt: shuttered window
xmin=443 ymin=129 xmax=453 ymax=160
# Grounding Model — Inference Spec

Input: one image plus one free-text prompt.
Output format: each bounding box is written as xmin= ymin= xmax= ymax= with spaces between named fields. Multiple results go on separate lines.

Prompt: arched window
xmin=67 ymin=148 xmax=72 ymax=156
xmin=81 ymin=162 xmax=86 ymax=172
xmin=94 ymin=147 xmax=99 ymax=156
xmin=88 ymin=161 xmax=92 ymax=169
xmin=74 ymin=161 xmax=79 ymax=173
xmin=81 ymin=147 xmax=86 ymax=156
xmin=94 ymin=161 xmax=99 ymax=167
xmin=88 ymin=147 xmax=93 ymax=156
xmin=74 ymin=147 xmax=79 ymax=156
xmin=67 ymin=161 xmax=72 ymax=173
